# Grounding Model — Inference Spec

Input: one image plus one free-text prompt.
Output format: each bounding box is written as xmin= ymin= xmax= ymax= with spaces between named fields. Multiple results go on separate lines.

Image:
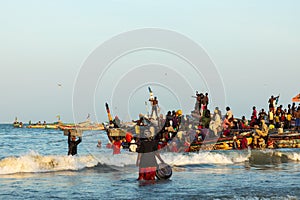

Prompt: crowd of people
xmin=103 ymin=92 xmax=300 ymax=154
xmin=98 ymin=91 xmax=300 ymax=180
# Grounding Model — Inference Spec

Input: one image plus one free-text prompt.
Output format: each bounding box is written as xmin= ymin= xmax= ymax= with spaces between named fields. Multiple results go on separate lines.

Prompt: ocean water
xmin=1 ymin=124 xmax=300 ymax=200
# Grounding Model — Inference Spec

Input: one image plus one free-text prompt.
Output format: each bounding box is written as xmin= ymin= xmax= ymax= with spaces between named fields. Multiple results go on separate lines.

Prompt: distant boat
xmin=58 ymin=120 xmax=104 ymax=131
xmin=27 ymin=124 xmax=46 ymax=129
xmin=13 ymin=122 xmax=23 ymax=128
xmin=27 ymin=119 xmax=63 ymax=129
xmin=13 ymin=117 xmax=23 ymax=128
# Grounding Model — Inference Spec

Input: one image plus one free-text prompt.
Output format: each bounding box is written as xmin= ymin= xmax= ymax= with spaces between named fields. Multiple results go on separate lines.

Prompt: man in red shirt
xmin=112 ymin=137 xmax=122 ymax=155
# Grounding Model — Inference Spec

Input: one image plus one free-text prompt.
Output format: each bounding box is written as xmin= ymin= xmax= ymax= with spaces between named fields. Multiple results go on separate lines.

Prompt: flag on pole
xmin=292 ymin=93 xmax=300 ymax=102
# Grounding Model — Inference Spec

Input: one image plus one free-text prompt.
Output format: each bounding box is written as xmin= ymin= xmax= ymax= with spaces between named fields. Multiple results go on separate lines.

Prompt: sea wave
xmin=163 ymin=150 xmax=250 ymax=166
xmin=1 ymin=149 xmax=299 ymax=175
xmin=0 ymin=151 xmax=98 ymax=175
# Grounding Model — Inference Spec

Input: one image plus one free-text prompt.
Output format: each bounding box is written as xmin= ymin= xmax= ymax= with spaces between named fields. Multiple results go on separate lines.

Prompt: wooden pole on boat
xmin=105 ymin=103 xmax=113 ymax=122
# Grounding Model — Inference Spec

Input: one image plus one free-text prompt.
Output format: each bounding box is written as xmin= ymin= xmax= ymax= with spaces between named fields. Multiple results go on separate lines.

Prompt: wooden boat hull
xmin=58 ymin=124 xmax=104 ymax=131
xmin=188 ymin=131 xmax=300 ymax=151
xmin=27 ymin=125 xmax=46 ymax=129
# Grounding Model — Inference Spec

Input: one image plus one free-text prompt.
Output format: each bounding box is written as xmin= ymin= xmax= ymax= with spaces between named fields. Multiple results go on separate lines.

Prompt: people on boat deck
xmin=193 ymin=91 xmax=199 ymax=111
xmin=129 ymin=138 xmax=137 ymax=152
xmin=252 ymin=106 xmax=257 ymax=120
xmin=232 ymin=136 xmax=239 ymax=149
xmin=132 ymin=114 xmax=149 ymax=126
xmin=268 ymin=95 xmax=279 ymax=112
xmin=258 ymin=109 xmax=267 ymax=121
xmin=136 ymin=129 xmax=164 ymax=181
xmin=240 ymin=116 xmax=249 ymax=129
xmin=68 ymin=131 xmax=82 ymax=156
xmin=225 ymin=107 xmax=233 ymax=120
xmin=295 ymin=107 xmax=300 ymax=130
xmin=164 ymin=111 xmax=173 ymax=128
xmin=203 ymin=93 xmax=209 ymax=108
xmin=113 ymin=116 xmax=121 ymax=128
xmin=125 ymin=132 xmax=133 ymax=143
xmin=222 ymin=115 xmax=231 ymax=137
xmin=201 ymin=109 xmax=211 ymax=129
xmin=253 ymin=120 xmax=269 ymax=148
xmin=250 ymin=115 xmax=257 ymax=128
xmin=102 ymin=90 xmax=299 ymax=153
xmin=286 ymin=111 xmax=292 ymax=129
xmin=240 ymin=135 xmax=248 ymax=149
xmin=108 ymin=120 xmax=117 ymax=128
xmin=149 ymin=96 xmax=159 ymax=119
xmin=209 ymin=109 xmax=222 ymax=136
xmin=274 ymin=114 xmax=280 ymax=128
xmin=193 ymin=92 xmax=209 ymax=116
xmin=291 ymin=103 xmax=296 ymax=116
xmin=158 ymin=114 xmax=165 ymax=129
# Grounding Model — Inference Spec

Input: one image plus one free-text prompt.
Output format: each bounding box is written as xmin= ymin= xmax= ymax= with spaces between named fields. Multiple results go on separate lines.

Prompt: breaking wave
xmin=1 ymin=149 xmax=299 ymax=175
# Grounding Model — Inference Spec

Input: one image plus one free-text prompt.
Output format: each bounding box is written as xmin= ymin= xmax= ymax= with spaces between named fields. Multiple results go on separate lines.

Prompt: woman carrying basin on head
xmin=136 ymin=129 xmax=164 ymax=181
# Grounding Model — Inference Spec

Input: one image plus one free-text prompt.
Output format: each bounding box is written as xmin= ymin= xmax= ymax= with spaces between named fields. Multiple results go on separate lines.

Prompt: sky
xmin=0 ymin=0 xmax=299 ymax=123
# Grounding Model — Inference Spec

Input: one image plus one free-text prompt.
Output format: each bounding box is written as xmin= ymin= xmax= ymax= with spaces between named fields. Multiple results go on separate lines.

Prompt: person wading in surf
xmin=136 ymin=129 xmax=164 ymax=181
xmin=68 ymin=131 xmax=82 ymax=156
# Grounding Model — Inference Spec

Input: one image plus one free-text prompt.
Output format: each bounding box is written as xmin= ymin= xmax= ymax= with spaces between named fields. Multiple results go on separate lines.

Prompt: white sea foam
xmin=91 ymin=151 xmax=137 ymax=167
xmin=1 ymin=149 xmax=298 ymax=175
xmin=162 ymin=151 xmax=250 ymax=166
xmin=0 ymin=150 xmax=98 ymax=175
xmin=94 ymin=150 xmax=250 ymax=167
xmin=285 ymin=152 xmax=300 ymax=161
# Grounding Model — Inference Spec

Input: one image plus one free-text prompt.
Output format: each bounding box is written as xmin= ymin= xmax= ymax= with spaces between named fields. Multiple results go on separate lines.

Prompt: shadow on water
xmin=0 ymin=170 xmax=80 ymax=179
xmin=82 ymin=163 xmax=120 ymax=173
xmin=138 ymin=179 xmax=172 ymax=187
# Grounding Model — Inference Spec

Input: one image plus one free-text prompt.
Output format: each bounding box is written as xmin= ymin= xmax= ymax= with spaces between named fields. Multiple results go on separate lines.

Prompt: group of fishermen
xmin=67 ymin=90 xmax=300 ymax=181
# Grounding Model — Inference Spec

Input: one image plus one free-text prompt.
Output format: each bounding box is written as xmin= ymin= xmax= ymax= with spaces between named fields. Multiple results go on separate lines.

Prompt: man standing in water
xmin=136 ymin=129 xmax=164 ymax=181
xmin=68 ymin=131 xmax=82 ymax=156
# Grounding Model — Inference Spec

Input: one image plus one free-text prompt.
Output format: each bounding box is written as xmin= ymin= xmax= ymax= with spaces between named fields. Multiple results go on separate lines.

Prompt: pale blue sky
xmin=0 ymin=0 xmax=299 ymax=123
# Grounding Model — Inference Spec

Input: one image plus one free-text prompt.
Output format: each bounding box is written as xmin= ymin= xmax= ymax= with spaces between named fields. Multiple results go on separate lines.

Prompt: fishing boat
xmin=104 ymin=102 xmax=183 ymax=151
xmin=13 ymin=122 xmax=23 ymax=128
xmin=27 ymin=124 xmax=46 ymax=129
xmin=58 ymin=121 xmax=104 ymax=131
xmin=27 ymin=121 xmax=56 ymax=129
xmin=187 ymin=129 xmax=300 ymax=152
xmin=13 ymin=117 xmax=23 ymax=128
